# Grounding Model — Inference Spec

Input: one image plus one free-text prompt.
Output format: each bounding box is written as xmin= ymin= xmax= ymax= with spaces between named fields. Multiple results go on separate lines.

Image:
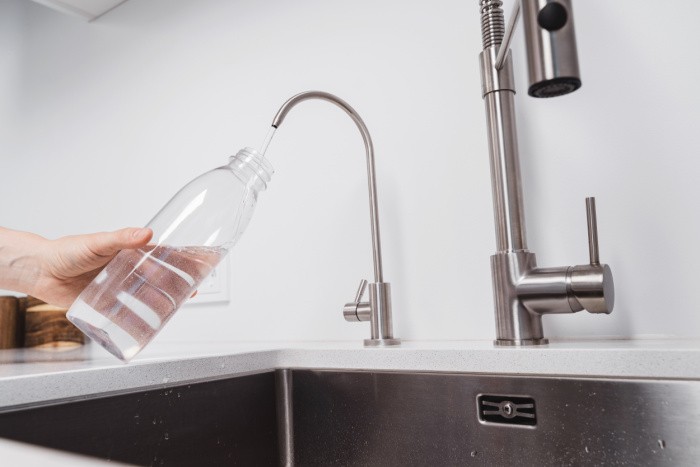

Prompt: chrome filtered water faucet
xmin=270 ymin=91 xmax=400 ymax=347
xmin=477 ymin=0 xmax=614 ymax=345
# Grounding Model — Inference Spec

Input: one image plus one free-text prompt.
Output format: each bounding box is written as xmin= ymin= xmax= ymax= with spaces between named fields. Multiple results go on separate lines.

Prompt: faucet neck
xmin=480 ymin=48 xmax=529 ymax=253
xmin=269 ymin=91 xmax=384 ymax=283
xmin=269 ymin=91 xmax=399 ymax=347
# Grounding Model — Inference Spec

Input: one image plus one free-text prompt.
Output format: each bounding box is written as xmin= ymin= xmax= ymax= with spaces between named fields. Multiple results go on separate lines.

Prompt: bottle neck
xmin=227 ymin=147 xmax=274 ymax=191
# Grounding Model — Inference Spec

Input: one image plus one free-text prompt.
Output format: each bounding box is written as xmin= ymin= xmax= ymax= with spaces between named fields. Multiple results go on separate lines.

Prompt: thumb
xmin=84 ymin=227 xmax=153 ymax=257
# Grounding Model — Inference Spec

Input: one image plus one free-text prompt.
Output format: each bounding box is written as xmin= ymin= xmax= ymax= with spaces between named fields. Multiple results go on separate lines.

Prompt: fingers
xmin=84 ymin=228 xmax=153 ymax=257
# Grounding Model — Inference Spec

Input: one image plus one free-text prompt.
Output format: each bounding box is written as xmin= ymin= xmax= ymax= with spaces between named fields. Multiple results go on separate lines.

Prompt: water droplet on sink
xmin=164 ymin=433 xmax=169 ymax=440
xmin=471 ymin=451 xmax=478 ymax=457
xmin=658 ymin=439 xmax=666 ymax=449
xmin=584 ymin=446 xmax=589 ymax=453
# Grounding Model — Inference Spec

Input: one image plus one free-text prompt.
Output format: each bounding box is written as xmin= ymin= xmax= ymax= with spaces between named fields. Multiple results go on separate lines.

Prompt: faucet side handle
xmin=569 ymin=197 xmax=615 ymax=314
xmin=343 ymin=280 xmax=371 ymax=322
xmin=353 ymin=279 xmax=368 ymax=303
xmin=586 ymin=197 xmax=600 ymax=265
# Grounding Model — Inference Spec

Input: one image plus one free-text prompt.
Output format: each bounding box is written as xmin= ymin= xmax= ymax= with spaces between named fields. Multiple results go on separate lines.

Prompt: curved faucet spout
xmin=268 ymin=91 xmax=398 ymax=346
xmin=270 ymin=90 xmax=383 ymax=284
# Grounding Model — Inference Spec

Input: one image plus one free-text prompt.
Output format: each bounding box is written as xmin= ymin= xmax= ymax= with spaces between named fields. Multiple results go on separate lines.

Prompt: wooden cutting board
xmin=22 ymin=298 xmax=85 ymax=349
xmin=0 ymin=296 xmax=23 ymax=349
xmin=1 ymin=296 xmax=86 ymax=349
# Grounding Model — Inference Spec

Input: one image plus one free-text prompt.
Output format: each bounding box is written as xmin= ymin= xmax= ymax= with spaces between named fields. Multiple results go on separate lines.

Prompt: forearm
xmin=0 ymin=227 xmax=47 ymax=295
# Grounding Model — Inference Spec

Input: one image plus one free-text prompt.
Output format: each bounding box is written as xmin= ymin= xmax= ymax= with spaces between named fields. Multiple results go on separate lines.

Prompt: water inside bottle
xmin=67 ymin=244 xmax=226 ymax=361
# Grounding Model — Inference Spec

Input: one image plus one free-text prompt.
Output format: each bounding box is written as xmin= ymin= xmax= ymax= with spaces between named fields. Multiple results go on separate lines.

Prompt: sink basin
xmin=1 ymin=369 xmax=699 ymax=465
xmin=0 ymin=372 xmax=279 ymax=465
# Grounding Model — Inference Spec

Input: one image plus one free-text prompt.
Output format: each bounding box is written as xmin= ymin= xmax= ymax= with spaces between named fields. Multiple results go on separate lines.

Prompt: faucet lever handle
xmin=568 ymin=196 xmax=614 ymax=314
xmin=585 ymin=197 xmax=600 ymax=265
xmin=354 ymin=279 xmax=369 ymax=302
xmin=344 ymin=279 xmax=371 ymax=322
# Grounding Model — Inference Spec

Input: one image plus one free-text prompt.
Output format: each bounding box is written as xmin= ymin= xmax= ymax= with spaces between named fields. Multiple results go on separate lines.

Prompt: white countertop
xmin=2 ymin=338 xmax=700 ymax=411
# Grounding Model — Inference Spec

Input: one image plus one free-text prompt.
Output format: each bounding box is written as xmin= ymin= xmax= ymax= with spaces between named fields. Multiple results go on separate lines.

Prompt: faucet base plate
xmin=494 ymin=338 xmax=549 ymax=347
xmin=364 ymin=338 xmax=401 ymax=347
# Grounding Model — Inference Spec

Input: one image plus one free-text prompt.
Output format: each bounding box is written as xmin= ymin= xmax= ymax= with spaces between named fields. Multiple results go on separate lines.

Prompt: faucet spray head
xmin=521 ymin=0 xmax=582 ymax=98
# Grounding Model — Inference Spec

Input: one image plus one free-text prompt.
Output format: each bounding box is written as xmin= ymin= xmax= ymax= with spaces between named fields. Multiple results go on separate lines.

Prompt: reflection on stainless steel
xmin=2 ymin=369 xmax=699 ymax=465
xmin=0 ymin=372 xmax=279 ymax=465
xmin=275 ymin=369 xmax=294 ymax=467
xmin=477 ymin=1 xmax=614 ymax=345
xmin=292 ymin=370 xmax=700 ymax=466
xmin=270 ymin=91 xmax=399 ymax=347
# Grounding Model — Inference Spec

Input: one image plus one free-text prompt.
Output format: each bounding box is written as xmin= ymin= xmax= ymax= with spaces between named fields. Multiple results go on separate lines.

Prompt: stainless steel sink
xmin=1 ymin=370 xmax=699 ymax=466
xmin=0 ymin=372 xmax=279 ymax=465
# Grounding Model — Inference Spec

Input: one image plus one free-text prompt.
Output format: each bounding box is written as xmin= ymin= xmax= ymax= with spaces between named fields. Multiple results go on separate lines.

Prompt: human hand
xmin=37 ymin=227 xmax=154 ymax=307
xmin=0 ymin=227 xmax=152 ymax=308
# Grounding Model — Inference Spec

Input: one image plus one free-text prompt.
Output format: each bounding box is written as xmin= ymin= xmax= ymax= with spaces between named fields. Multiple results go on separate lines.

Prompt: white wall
xmin=2 ymin=0 xmax=699 ymax=345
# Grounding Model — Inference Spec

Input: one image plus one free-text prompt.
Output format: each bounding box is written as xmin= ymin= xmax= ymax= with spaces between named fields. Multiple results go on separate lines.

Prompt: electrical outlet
xmin=184 ymin=256 xmax=230 ymax=305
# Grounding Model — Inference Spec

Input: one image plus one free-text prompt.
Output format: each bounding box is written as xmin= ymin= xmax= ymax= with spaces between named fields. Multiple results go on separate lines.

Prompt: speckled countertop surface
xmin=1 ymin=339 xmax=700 ymax=412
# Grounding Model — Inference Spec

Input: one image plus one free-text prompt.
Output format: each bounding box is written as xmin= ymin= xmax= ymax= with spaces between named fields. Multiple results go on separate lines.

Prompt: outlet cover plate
xmin=184 ymin=256 xmax=230 ymax=305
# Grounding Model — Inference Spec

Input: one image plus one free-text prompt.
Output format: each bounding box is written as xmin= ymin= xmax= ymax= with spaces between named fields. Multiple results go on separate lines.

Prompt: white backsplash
xmin=1 ymin=0 xmax=699 ymax=344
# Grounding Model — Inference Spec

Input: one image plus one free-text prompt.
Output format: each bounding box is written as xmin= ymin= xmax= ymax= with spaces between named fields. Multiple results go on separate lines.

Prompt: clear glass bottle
xmin=67 ymin=148 xmax=273 ymax=362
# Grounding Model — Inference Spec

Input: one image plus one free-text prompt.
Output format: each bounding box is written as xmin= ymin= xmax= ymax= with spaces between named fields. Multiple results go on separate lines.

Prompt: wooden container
xmin=0 ymin=296 xmax=24 ymax=349
xmin=23 ymin=299 xmax=85 ymax=349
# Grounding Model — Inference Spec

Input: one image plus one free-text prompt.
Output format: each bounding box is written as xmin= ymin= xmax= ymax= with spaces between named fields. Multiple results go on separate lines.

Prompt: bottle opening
xmin=228 ymin=147 xmax=274 ymax=189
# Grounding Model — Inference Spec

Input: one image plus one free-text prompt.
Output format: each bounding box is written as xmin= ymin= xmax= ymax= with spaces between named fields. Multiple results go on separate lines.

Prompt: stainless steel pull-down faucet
xmin=270 ymin=91 xmax=400 ymax=347
xmin=478 ymin=0 xmax=615 ymax=345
